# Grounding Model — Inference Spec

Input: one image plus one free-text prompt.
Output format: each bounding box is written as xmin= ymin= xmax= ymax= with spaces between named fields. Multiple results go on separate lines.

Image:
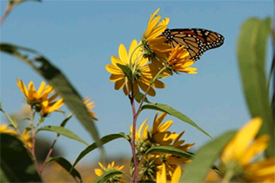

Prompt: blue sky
xmin=1 ymin=1 xmax=273 ymax=165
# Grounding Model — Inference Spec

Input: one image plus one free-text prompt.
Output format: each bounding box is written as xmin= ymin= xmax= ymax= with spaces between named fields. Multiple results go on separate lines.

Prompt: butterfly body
xmin=161 ymin=28 xmax=224 ymax=61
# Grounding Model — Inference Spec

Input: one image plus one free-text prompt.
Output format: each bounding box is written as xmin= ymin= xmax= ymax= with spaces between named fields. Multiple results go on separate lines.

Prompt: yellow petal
xmin=118 ymin=44 xmax=128 ymax=65
xmin=111 ymin=55 xmax=124 ymax=65
xmin=222 ymin=117 xmax=262 ymax=163
xmin=156 ymin=163 xmax=167 ymax=183
xmin=114 ymin=79 xmax=126 ymax=90
xmin=158 ymin=120 xmax=173 ymax=132
xmin=17 ymin=78 xmax=29 ymax=98
xmin=106 ymin=64 xmax=123 ymax=75
xmin=240 ymin=135 xmax=270 ymax=165
xmin=37 ymin=81 xmax=46 ymax=98
xmin=138 ymin=119 xmax=148 ymax=139
xmin=94 ymin=168 xmax=103 ymax=176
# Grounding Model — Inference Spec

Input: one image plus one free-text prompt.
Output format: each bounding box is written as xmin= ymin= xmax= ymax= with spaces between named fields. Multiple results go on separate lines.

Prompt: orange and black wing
xmin=161 ymin=28 xmax=224 ymax=61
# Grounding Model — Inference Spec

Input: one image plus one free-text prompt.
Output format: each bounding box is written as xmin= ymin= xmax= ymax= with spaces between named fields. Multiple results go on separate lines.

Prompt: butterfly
xmin=161 ymin=28 xmax=224 ymax=61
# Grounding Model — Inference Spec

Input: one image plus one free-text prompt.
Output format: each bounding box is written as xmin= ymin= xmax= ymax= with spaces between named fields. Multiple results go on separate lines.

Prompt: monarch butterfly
xmin=161 ymin=28 xmax=224 ymax=61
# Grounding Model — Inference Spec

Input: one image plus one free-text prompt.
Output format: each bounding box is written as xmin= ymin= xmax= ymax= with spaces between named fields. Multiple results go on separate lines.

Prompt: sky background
xmin=1 ymin=1 xmax=273 ymax=166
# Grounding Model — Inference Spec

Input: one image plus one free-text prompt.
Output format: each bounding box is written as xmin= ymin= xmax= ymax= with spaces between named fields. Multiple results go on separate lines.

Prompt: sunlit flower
xmin=141 ymin=8 xmax=171 ymax=61
xmin=106 ymin=39 xmax=165 ymax=97
xmin=151 ymin=112 xmax=183 ymax=146
xmin=220 ymin=117 xmax=275 ymax=182
xmin=130 ymin=119 xmax=151 ymax=153
xmin=156 ymin=163 xmax=181 ymax=183
xmin=132 ymin=112 xmax=194 ymax=182
xmin=94 ymin=161 xmax=125 ymax=182
xmin=165 ymin=45 xmax=197 ymax=74
xmin=0 ymin=124 xmax=33 ymax=148
xmin=41 ymin=94 xmax=64 ymax=117
xmin=17 ymin=79 xmax=64 ymax=116
xmin=83 ymin=97 xmax=98 ymax=121
xmin=130 ymin=119 xmax=149 ymax=143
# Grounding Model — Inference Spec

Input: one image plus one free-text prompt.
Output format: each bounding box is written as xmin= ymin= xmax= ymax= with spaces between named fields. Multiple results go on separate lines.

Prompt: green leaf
xmin=117 ymin=63 xmax=132 ymax=82
xmin=37 ymin=125 xmax=88 ymax=146
xmin=0 ymin=133 xmax=41 ymax=182
xmin=0 ymin=168 xmax=10 ymax=183
xmin=237 ymin=17 xmax=274 ymax=156
xmin=180 ymin=130 xmax=236 ymax=182
xmin=145 ymin=146 xmax=194 ymax=160
xmin=47 ymin=157 xmax=82 ymax=183
xmin=134 ymin=92 xmax=150 ymax=103
xmin=60 ymin=113 xmax=73 ymax=127
xmin=93 ymin=169 xmax=123 ymax=183
xmin=72 ymin=133 xmax=127 ymax=169
xmin=141 ymin=103 xmax=211 ymax=138
xmin=0 ymin=43 xmax=102 ymax=151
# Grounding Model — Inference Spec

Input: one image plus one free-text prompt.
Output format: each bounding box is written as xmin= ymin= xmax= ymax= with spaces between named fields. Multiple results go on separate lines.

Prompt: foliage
xmin=0 ymin=1 xmax=274 ymax=183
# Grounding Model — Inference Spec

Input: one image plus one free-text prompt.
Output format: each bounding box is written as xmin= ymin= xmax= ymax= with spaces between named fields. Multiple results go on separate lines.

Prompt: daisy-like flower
xmin=141 ymin=8 xmax=171 ymax=61
xmin=94 ymin=161 xmax=125 ymax=182
xmin=83 ymin=97 xmax=98 ymax=121
xmin=0 ymin=124 xmax=33 ymax=148
xmin=130 ymin=119 xmax=151 ymax=153
xmin=156 ymin=163 xmax=181 ymax=183
xmin=106 ymin=39 xmax=165 ymax=97
xmin=17 ymin=79 xmax=64 ymax=116
xmin=165 ymin=45 xmax=197 ymax=75
xmin=220 ymin=117 xmax=275 ymax=182
xmin=150 ymin=112 xmax=186 ymax=146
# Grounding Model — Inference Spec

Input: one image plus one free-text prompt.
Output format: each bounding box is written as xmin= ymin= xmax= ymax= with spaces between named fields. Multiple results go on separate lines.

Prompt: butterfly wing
xmin=162 ymin=28 xmax=224 ymax=61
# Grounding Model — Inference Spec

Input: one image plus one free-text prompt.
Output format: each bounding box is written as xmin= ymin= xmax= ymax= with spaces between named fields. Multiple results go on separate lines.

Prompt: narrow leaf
xmin=237 ymin=17 xmax=274 ymax=156
xmin=0 ymin=168 xmax=10 ymax=183
xmin=0 ymin=133 xmax=41 ymax=182
xmin=145 ymin=146 xmax=194 ymax=160
xmin=117 ymin=63 xmax=132 ymax=82
xmin=180 ymin=131 xmax=236 ymax=182
xmin=134 ymin=92 xmax=150 ymax=103
xmin=47 ymin=157 xmax=82 ymax=183
xmin=38 ymin=125 xmax=88 ymax=146
xmin=93 ymin=169 xmax=123 ymax=183
xmin=72 ymin=133 xmax=127 ymax=169
xmin=0 ymin=43 xmax=102 ymax=151
xmin=141 ymin=103 xmax=211 ymax=138
xmin=60 ymin=113 xmax=73 ymax=127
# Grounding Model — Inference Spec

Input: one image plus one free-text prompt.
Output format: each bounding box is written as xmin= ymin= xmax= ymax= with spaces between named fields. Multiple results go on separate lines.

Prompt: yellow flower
xmin=83 ymin=97 xmax=98 ymax=121
xmin=41 ymin=93 xmax=64 ymax=116
xmin=106 ymin=39 xmax=165 ymax=97
xmin=142 ymin=8 xmax=171 ymax=61
xmin=165 ymin=45 xmax=197 ymax=74
xmin=17 ymin=79 xmax=64 ymax=116
xmin=94 ymin=161 xmax=125 ymax=182
xmin=151 ymin=112 xmax=185 ymax=146
xmin=0 ymin=124 xmax=16 ymax=134
xmin=220 ymin=117 xmax=275 ymax=182
xmin=130 ymin=119 xmax=149 ymax=143
xmin=156 ymin=163 xmax=181 ymax=183
xmin=0 ymin=124 xmax=33 ymax=148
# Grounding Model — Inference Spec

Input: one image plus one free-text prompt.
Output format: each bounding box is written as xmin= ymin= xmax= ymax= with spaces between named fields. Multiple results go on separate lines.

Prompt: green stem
xmin=135 ymin=66 xmax=166 ymax=116
xmin=130 ymin=82 xmax=138 ymax=183
xmin=222 ymin=169 xmax=234 ymax=183
xmin=30 ymin=109 xmax=41 ymax=175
